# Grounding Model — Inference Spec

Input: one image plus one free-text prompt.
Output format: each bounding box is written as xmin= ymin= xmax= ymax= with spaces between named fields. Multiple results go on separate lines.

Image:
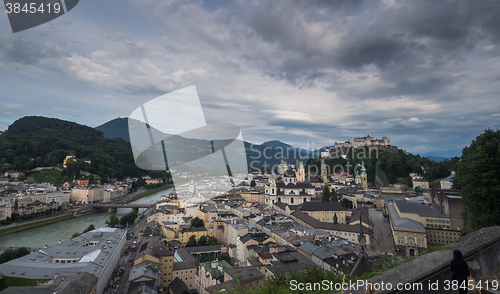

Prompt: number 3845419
xmin=5 ymin=2 xmax=61 ymax=14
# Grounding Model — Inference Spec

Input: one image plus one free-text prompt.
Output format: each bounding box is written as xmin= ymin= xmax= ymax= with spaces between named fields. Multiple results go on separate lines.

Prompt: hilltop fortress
xmin=335 ymin=135 xmax=390 ymax=149
xmin=322 ymin=135 xmax=398 ymax=158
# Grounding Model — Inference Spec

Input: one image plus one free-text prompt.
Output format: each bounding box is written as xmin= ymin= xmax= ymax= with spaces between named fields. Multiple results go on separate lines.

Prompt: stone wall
xmin=350 ymin=226 xmax=500 ymax=293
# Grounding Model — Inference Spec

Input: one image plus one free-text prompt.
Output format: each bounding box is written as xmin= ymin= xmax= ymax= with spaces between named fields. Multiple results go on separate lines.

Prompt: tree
xmin=72 ymin=232 xmax=81 ymax=238
xmin=322 ymin=184 xmax=331 ymax=202
xmin=15 ymin=247 xmax=30 ymax=258
xmin=218 ymin=254 xmax=231 ymax=265
xmin=198 ymin=235 xmax=207 ymax=246
xmin=0 ymin=248 xmax=30 ymax=264
xmin=120 ymin=211 xmax=138 ymax=226
xmin=105 ymin=214 xmax=120 ymax=228
xmin=414 ymin=186 xmax=422 ymax=195
xmin=190 ymin=217 xmax=204 ymax=228
xmin=404 ymin=175 xmax=413 ymax=187
xmin=331 ymin=189 xmax=340 ymax=202
xmin=82 ymin=224 xmax=95 ymax=234
xmin=455 ymin=129 xmax=500 ymax=231
xmin=341 ymin=198 xmax=353 ymax=209
xmin=250 ymin=180 xmax=256 ymax=187
xmin=208 ymin=237 xmax=219 ymax=245
xmin=186 ymin=235 xmax=197 ymax=247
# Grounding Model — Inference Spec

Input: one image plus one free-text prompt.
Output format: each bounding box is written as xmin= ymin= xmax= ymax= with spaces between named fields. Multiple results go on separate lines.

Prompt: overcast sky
xmin=1 ymin=0 xmax=500 ymax=156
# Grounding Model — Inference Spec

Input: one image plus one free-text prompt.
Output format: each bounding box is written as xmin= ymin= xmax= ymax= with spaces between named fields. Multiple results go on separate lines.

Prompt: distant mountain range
xmin=96 ymin=117 xmax=131 ymax=142
xmin=96 ymin=118 xmax=319 ymax=170
xmin=96 ymin=117 xmax=463 ymax=165
xmin=418 ymin=149 xmax=463 ymax=162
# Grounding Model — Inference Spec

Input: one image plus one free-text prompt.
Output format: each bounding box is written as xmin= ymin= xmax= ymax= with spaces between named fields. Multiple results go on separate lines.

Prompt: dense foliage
xmin=120 ymin=211 xmax=138 ymax=226
xmin=0 ymin=116 xmax=147 ymax=182
xmin=0 ymin=247 xmax=30 ymax=264
xmin=454 ymin=129 xmax=500 ymax=231
xmin=322 ymin=184 xmax=340 ymax=202
xmin=71 ymin=224 xmax=96 ymax=238
xmin=190 ymin=217 xmax=204 ymax=227
xmin=105 ymin=214 xmax=120 ymax=228
xmin=307 ymin=147 xmax=459 ymax=187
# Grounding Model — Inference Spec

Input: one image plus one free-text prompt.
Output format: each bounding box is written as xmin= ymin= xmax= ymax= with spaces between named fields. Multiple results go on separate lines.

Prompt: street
xmin=104 ymin=205 xmax=153 ymax=294
xmin=369 ymin=208 xmax=395 ymax=254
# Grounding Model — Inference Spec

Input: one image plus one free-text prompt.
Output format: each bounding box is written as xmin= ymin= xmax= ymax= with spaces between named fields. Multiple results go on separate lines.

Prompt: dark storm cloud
xmin=242 ymin=0 xmax=500 ymax=93
xmin=359 ymin=75 xmax=465 ymax=100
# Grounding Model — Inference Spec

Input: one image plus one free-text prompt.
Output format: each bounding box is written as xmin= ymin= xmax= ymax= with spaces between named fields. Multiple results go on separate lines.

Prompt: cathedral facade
xmin=265 ymin=161 xmax=314 ymax=205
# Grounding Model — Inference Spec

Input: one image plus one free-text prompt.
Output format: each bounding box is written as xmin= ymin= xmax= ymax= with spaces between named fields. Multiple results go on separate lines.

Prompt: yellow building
xmin=179 ymin=227 xmax=213 ymax=244
xmin=386 ymin=201 xmax=427 ymax=256
xmin=240 ymin=190 xmax=265 ymax=203
xmin=393 ymin=200 xmax=460 ymax=245
xmin=63 ymin=152 xmax=91 ymax=168
xmin=289 ymin=201 xmax=348 ymax=224
xmin=70 ymin=186 xmax=104 ymax=204
xmin=133 ymin=238 xmax=198 ymax=292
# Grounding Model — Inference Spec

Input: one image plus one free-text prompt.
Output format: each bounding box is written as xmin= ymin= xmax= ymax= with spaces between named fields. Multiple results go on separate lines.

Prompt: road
xmin=104 ymin=205 xmax=154 ymax=294
xmin=369 ymin=208 xmax=395 ymax=254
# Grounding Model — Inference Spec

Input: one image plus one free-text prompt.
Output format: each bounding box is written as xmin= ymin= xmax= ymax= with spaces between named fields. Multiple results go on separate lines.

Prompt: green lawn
xmin=28 ymin=168 xmax=63 ymax=184
xmin=0 ymin=276 xmax=50 ymax=291
xmin=0 ymin=215 xmax=75 ymax=237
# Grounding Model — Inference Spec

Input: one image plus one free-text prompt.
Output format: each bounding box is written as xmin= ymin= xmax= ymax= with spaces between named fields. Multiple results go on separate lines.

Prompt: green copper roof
xmin=360 ymin=161 xmax=367 ymax=175
xmin=201 ymin=260 xmax=233 ymax=279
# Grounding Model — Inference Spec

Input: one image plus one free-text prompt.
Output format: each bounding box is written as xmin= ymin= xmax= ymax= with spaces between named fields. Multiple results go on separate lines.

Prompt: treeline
xmin=307 ymin=147 xmax=459 ymax=186
xmin=0 ymin=116 xmax=150 ymax=182
xmin=0 ymin=247 xmax=30 ymax=264
xmin=6 ymin=207 xmax=62 ymax=224
xmin=105 ymin=211 xmax=138 ymax=228
xmin=71 ymin=224 xmax=96 ymax=239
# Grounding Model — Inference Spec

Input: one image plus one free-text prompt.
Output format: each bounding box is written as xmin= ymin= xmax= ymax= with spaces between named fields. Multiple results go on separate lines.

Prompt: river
xmin=0 ymin=188 xmax=173 ymax=248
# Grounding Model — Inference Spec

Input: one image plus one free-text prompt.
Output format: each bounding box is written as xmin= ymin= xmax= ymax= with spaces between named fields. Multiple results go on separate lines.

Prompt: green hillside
xmin=0 ymin=116 xmax=146 ymax=182
xmin=306 ymin=147 xmax=459 ymax=187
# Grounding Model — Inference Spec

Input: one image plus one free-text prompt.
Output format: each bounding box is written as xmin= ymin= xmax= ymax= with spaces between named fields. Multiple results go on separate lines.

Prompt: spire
xmin=360 ymin=161 xmax=367 ymax=175
xmin=358 ymin=212 xmax=365 ymax=243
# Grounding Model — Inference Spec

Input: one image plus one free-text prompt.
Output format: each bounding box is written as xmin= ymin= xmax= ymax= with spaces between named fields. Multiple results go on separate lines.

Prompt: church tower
xmin=321 ymin=159 xmax=328 ymax=183
xmin=360 ymin=161 xmax=368 ymax=190
xmin=297 ymin=160 xmax=305 ymax=182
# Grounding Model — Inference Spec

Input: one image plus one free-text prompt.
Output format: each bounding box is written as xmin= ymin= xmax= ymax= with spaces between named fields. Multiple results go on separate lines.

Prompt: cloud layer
xmin=1 ymin=0 xmax=500 ymax=155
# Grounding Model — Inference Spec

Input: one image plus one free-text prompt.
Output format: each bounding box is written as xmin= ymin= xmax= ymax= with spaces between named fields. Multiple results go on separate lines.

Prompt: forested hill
xmin=306 ymin=147 xmax=460 ymax=188
xmin=0 ymin=116 xmax=145 ymax=180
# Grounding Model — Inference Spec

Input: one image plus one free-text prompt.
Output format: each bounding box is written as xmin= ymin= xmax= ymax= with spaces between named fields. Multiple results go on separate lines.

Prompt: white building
xmin=0 ymin=228 xmax=127 ymax=294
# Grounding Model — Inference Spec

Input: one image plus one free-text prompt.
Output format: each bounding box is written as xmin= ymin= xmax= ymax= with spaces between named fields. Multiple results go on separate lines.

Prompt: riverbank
xmin=126 ymin=184 xmax=174 ymax=203
xmin=0 ymin=215 xmax=76 ymax=237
